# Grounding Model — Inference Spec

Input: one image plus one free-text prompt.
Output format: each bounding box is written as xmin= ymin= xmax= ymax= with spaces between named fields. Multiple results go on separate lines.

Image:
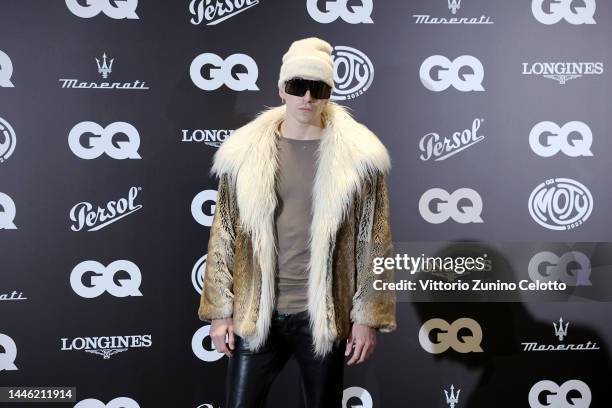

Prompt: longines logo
xmin=444 ymin=384 xmax=460 ymax=408
xmin=420 ymin=118 xmax=485 ymax=161
xmin=413 ymin=0 xmax=494 ymax=25
xmin=75 ymin=397 xmax=140 ymax=408
xmin=69 ymin=186 xmax=143 ymax=231
xmin=528 ymin=178 xmax=592 ymax=230
xmin=60 ymin=334 xmax=152 ymax=359
xmin=65 ymin=0 xmax=139 ymax=19
xmin=69 ymin=121 xmax=142 ymax=159
xmin=59 ymin=52 xmax=149 ymax=90
xmin=529 ymin=121 xmax=593 ymax=157
xmin=419 ymin=318 xmax=483 ymax=353
xmin=0 ymin=290 xmax=27 ymax=301
xmin=522 ymin=62 xmax=603 ymax=85
xmin=189 ymin=0 xmax=259 ymax=25
xmin=419 ymin=188 xmax=483 ymax=224
xmin=190 ymin=53 xmax=258 ymax=91
xmin=181 ymin=129 xmax=233 ymax=147
xmin=0 ymin=192 xmax=18 ymax=229
xmin=331 ymin=46 xmax=373 ymax=101
xmin=420 ymin=55 xmax=484 ymax=92
xmin=528 ymin=379 xmax=591 ymax=408
xmin=0 ymin=116 xmax=17 ymax=163
xmin=528 ymin=251 xmax=592 ymax=286
xmin=307 ymin=0 xmax=373 ymax=24
xmin=0 ymin=333 xmax=18 ymax=371
xmin=521 ymin=317 xmax=600 ymax=352
xmin=71 ymin=260 xmax=143 ymax=298
xmin=0 ymin=50 xmax=15 ymax=87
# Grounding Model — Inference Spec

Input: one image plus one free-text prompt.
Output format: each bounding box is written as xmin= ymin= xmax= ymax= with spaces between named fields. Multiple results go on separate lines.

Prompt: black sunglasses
xmin=284 ymin=77 xmax=332 ymax=100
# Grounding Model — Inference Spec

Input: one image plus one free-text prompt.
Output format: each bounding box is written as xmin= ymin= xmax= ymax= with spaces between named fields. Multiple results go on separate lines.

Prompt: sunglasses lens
xmin=285 ymin=78 xmax=332 ymax=99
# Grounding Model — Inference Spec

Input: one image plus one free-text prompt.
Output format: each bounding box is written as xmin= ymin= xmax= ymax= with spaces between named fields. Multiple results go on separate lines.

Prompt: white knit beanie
xmin=277 ymin=37 xmax=335 ymax=90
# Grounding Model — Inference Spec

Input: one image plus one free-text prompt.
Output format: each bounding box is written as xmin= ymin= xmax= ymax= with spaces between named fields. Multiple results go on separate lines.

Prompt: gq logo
xmin=192 ymin=254 xmax=208 ymax=295
xmin=419 ymin=318 xmax=483 ymax=354
xmin=192 ymin=325 xmax=225 ymax=362
xmin=528 ymin=178 xmax=593 ymax=230
xmin=332 ymin=46 xmax=373 ymax=101
xmin=528 ymin=251 xmax=592 ymax=286
xmin=0 ymin=192 xmax=17 ymax=229
xmin=70 ymin=260 xmax=143 ymax=298
xmin=190 ymin=53 xmax=259 ymax=91
xmin=0 ymin=50 xmax=14 ymax=87
xmin=532 ymin=0 xmax=596 ymax=25
xmin=528 ymin=379 xmax=591 ymax=408
xmin=419 ymin=188 xmax=483 ymax=224
xmin=69 ymin=121 xmax=141 ymax=160
xmin=0 ymin=333 xmax=18 ymax=371
xmin=0 ymin=116 xmax=17 ymax=163
xmin=420 ymin=55 xmax=484 ymax=92
xmin=342 ymin=386 xmax=372 ymax=408
xmin=65 ymin=0 xmax=139 ymax=19
xmin=192 ymin=190 xmax=217 ymax=227
xmin=307 ymin=0 xmax=373 ymax=24
xmin=529 ymin=121 xmax=593 ymax=157
xmin=74 ymin=397 xmax=140 ymax=408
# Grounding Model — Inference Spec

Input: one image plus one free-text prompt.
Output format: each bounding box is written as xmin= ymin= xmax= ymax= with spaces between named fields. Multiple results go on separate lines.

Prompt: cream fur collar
xmin=209 ymin=101 xmax=391 ymax=356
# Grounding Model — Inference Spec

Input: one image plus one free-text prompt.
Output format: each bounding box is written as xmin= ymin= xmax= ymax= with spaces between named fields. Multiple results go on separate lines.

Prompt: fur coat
xmin=198 ymin=101 xmax=397 ymax=357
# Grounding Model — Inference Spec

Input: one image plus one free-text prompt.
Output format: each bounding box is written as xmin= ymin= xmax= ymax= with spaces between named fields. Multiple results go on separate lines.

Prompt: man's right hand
xmin=210 ymin=317 xmax=235 ymax=357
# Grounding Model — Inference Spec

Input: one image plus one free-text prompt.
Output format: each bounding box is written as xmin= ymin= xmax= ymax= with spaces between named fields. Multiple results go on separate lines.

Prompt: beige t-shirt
xmin=273 ymin=131 xmax=321 ymax=314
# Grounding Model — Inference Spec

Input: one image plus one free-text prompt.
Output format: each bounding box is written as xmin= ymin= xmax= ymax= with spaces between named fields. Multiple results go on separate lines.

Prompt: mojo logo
xmin=69 ymin=186 xmax=143 ymax=231
xmin=65 ymin=0 xmax=139 ymax=19
xmin=420 ymin=118 xmax=485 ymax=161
xmin=70 ymin=260 xmax=143 ymax=298
xmin=0 ymin=50 xmax=14 ymax=87
xmin=75 ymin=397 xmax=140 ymax=408
xmin=192 ymin=190 xmax=217 ymax=227
xmin=528 ymin=379 xmax=591 ymax=408
xmin=529 ymin=121 xmax=593 ymax=157
xmin=192 ymin=325 xmax=225 ymax=362
xmin=307 ymin=0 xmax=373 ymax=24
xmin=342 ymin=386 xmax=372 ymax=408
xmin=528 ymin=251 xmax=592 ymax=286
xmin=419 ymin=318 xmax=483 ymax=354
xmin=181 ymin=128 xmax=233 ymax=147
xmin=190 ymin=53 xmax=258 ymax=91
xmin=0 ymin=116 xmax=17 ymax=163
xmin=331 ymin=46 xmax=373 ymax=101
xmin=532 ymin=0 xmax=596 ymax=25
xmin=192 ymin=254 xmax=207 ymax=295
xmin=69 ymin=121 xmax=141 ymax=160
xmin=0 ymin=192 xmax=17 ymax=229
xmin=0 ymin=333 xmax=18 ymax=371
xmin=189 ymin=0 xmax=259 ymax=25
xmin=419 ymin=188 xmax=483 ymax=224
xmin=420 ymin=55 xmax=484 ymax=92
xmin=528 ymin=178 xmax=593 ymax=230
xmin=60 ymin=334 xmax=152 ymax=359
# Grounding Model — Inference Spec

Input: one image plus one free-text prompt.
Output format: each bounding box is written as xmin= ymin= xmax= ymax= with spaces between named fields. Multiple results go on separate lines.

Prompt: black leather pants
xmin=225 ymin=310 xmax=346 ymax=408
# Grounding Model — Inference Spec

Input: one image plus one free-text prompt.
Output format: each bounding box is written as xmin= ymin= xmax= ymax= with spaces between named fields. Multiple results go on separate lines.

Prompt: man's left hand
xmin=345 ymin=323 xmax=376 ymax=365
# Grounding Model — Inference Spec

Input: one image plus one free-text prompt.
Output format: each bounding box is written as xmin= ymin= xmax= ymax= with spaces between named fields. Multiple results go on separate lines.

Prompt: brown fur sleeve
xmin=198 ymin=173 xmax=237 ymax=322
xmin=350 ymin=171 xmax=397 ymax=332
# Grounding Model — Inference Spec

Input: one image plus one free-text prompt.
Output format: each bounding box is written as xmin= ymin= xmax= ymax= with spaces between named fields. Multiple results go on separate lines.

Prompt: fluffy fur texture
xmin=199 ymin=101 xmax=396 ymax=356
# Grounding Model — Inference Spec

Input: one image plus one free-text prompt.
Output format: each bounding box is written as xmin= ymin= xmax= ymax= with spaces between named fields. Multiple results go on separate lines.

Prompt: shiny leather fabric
xmin=225 ymin=310 xmax=346 ymax=408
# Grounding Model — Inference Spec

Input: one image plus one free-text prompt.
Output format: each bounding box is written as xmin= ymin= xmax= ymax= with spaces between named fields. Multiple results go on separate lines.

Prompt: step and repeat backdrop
xmin=1 ymin=0 xmax=611 ymax=407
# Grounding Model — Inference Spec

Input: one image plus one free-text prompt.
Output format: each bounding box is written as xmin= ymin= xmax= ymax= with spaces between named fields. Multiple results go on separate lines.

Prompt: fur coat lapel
xmin=209 ymin=101 xmax=390 ymax=355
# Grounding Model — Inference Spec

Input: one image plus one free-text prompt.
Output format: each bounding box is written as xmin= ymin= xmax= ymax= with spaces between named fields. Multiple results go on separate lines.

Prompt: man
xmin=198 ymin=37 xmax=396 ymax=408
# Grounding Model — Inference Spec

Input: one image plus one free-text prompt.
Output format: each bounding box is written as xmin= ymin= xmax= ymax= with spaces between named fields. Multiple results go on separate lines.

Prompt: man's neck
xmin=279 ymin=115 xmax=324 ymax=141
